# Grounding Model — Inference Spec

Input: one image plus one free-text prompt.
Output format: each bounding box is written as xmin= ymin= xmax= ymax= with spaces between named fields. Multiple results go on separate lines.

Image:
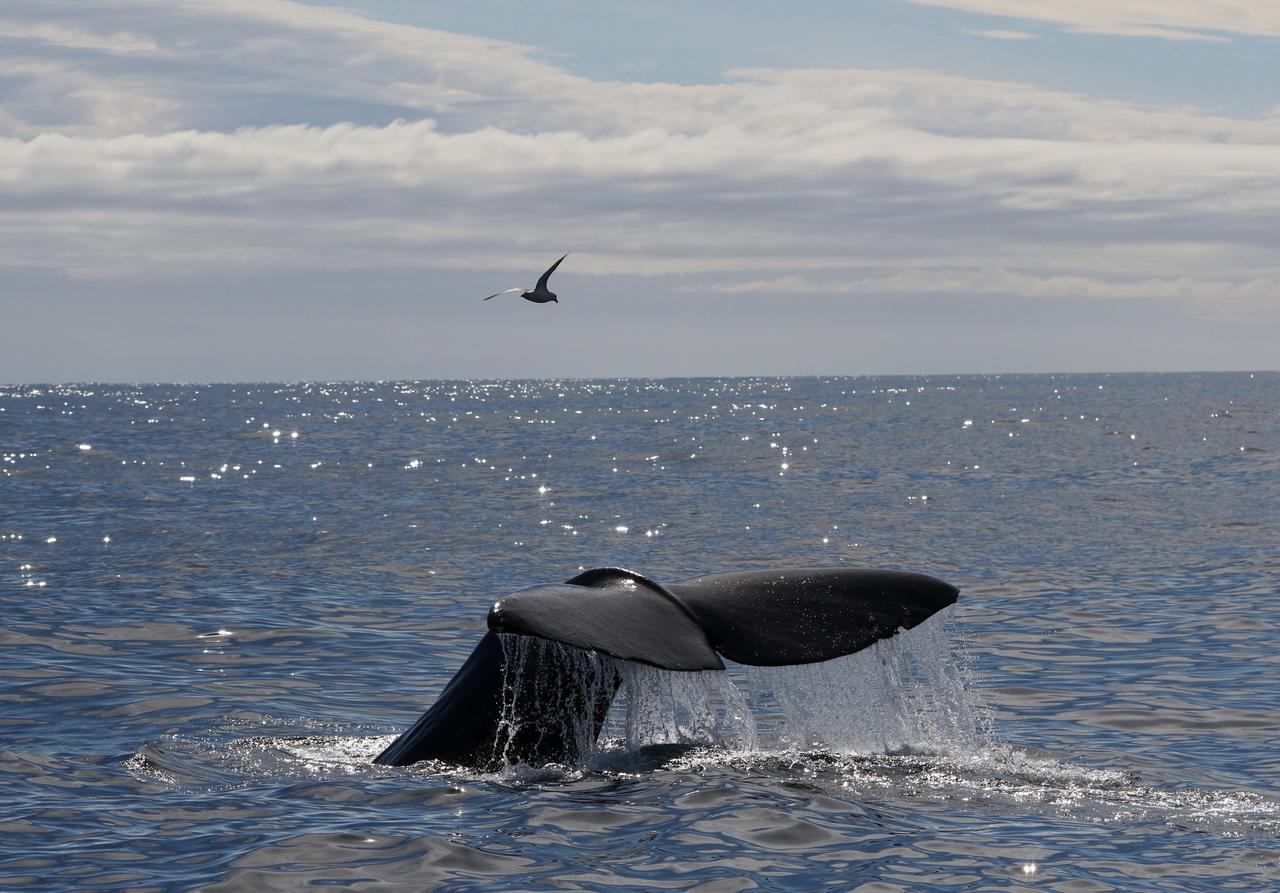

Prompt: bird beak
xmin=552 ymin=297 xmax=559 ymax=302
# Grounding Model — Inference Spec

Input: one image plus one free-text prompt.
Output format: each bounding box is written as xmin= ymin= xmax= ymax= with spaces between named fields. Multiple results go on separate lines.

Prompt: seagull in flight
xmin=484 ymin=254 xmax=568 ymax=304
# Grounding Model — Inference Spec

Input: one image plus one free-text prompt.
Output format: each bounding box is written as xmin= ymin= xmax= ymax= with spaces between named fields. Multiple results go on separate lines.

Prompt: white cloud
xmin=701 ymin=269 xmax=1280 ymax=304
xmin=0 ymin=0 xmax=567 ymax=137
xmin=0 ymin=19 xmax=164 ymax=55
xmin=962 ymin=29 xmax=1040 ymax=40
xmin=904 ymin=1 xmax=1280 ymax=41
xmin=0 ymin=0 xmax=1277 ymax=326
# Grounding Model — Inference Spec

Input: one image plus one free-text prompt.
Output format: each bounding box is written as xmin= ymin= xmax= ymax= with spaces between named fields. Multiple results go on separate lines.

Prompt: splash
xmin=605 ymin=660 xmax=759 ymax=752
xmin=492 ymin=610 xmax=981 ymax=767
xmin=495 ymin=633 xmax=621 ymax=767
xmin=738 ymin=612 xmax=983 ymax=754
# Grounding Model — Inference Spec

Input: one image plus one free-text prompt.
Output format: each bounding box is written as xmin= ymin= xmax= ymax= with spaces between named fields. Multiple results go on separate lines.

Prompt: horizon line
xmin=2 ymin=369 xmax=1275 ymax=389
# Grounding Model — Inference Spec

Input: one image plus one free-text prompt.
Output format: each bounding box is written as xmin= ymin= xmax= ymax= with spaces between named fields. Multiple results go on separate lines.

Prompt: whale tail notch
xmin=373 ymin=567 xmax=958 ymax=768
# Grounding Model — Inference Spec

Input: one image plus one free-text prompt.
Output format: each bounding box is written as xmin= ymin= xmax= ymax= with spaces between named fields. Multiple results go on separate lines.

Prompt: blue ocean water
xmin=1 ymin=373 xmax=1277 ymax=891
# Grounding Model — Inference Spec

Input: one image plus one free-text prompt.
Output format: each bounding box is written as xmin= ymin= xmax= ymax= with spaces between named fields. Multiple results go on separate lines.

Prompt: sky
xmin=1 ymin=0 xmax=1278 ymax=382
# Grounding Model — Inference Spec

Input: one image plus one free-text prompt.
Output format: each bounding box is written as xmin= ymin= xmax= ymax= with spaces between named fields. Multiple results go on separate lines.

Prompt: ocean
xmin=1 ymin=373 xmax=1277 ymax=890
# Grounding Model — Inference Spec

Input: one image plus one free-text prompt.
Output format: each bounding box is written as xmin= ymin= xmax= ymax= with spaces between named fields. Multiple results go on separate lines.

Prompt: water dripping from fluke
xmin=584 ymin=609 xmax=983 ymax=771
xmin=373 ymin=566 xmax=968 ymax=771
xmin=389 ymin=613 xmax=982 ymax=778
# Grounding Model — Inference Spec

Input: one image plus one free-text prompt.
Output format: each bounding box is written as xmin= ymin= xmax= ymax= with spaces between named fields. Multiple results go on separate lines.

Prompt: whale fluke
xmin=491 ymin=568 xmax=724 ymax=671
xmin=668 ymin=568 xmax=958 ymax=667
xmin=374 ymin=566 xmax=958 ymax=768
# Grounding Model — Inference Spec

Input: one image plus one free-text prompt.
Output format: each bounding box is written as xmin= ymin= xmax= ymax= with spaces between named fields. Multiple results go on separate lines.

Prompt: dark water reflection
xmin=2 ymin=374 xmax=1278 ymax=890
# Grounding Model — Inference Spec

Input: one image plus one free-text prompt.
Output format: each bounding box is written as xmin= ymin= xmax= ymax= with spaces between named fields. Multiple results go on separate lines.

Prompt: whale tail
xmin=374 ymin=567 xmax=958 ymax=768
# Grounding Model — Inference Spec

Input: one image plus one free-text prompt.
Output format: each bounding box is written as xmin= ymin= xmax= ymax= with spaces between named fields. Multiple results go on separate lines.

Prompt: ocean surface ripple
xmin=1 ymin=373 xmax=1277 ymax=891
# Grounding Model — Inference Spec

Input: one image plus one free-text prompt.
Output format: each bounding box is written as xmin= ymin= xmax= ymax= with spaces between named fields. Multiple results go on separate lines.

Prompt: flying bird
xmin=484 ymin=254 xmax=568 ymax=304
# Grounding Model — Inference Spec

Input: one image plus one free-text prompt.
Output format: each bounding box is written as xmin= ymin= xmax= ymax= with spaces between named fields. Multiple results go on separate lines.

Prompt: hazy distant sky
xmin=2 ymin=1 xmax=1278 ymax=382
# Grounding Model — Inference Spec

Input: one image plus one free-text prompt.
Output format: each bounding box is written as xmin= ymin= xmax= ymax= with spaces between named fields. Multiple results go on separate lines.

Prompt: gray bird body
xmin=484 ymin=254 xmax=568 ymax=303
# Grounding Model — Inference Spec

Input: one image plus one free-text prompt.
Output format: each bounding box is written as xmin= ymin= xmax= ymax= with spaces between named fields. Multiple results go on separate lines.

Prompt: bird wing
xmin=483 ymin=287 xmax=527 ymax=301
xmin=535 ymin=254 xmax=569 ymax=292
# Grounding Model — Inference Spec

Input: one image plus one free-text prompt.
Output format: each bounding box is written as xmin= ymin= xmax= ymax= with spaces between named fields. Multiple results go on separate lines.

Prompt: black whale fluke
xmin=374 ymin=567 xmax=958 ymax=769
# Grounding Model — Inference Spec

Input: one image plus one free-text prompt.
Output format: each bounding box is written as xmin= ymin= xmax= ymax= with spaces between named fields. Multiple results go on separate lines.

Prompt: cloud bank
xmin=1 ymin=0 xmax=1277 ymax=327
xmin=906 ymin=1 xmax=1280 ymax=42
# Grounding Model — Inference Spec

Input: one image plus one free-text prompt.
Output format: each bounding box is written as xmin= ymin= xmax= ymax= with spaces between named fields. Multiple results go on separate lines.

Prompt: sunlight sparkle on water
xmin=6 ymin=375 xmax=1280 ymax=890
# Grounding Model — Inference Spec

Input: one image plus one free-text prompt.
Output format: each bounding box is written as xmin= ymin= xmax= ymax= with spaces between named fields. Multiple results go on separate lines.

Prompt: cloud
xmin=903 ymin=1 xmax=1280 ymax=42
xmin=962 ymin=29 xmax=1040 ymax=40
xmin=700 ymin=269 xmax=1279 ymax=305
xmin=0 ymin=0 xmax=1278 ymax=327
xmin=0 ymin=0 xmax=567 ymax=138
xmin=0 ymin=18 xmax=164 ymax=55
